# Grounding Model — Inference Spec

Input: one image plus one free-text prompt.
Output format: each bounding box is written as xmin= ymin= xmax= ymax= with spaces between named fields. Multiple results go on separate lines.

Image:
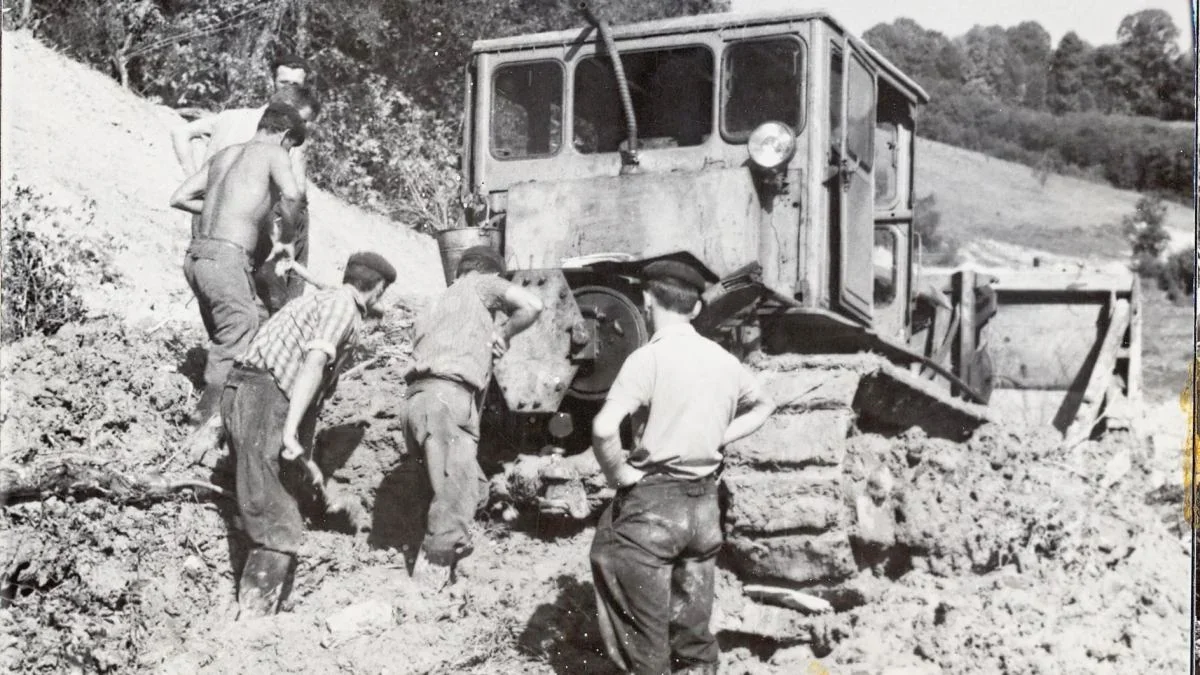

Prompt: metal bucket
xmin=434 ymin=227 xmax=502 ymax=286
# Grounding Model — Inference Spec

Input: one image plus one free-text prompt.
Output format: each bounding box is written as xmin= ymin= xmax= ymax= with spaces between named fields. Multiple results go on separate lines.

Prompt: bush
xmin=1123 ymin=194 xmax=1172 ymax=276
xmin=1 ymin=184 xmax=120 ymax=342
xmin=914 ymin=192 xmax=961 ymax=265
xmin=1158 ymin=248 xmax=1196 ymax=302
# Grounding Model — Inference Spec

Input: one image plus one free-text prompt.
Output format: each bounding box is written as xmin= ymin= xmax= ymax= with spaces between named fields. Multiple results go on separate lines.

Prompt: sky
xmin=731 ymin=0 xmax=1196 ymax=49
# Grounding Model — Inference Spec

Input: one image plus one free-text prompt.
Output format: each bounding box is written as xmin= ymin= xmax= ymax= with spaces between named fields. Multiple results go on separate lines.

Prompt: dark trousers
xmin=221 ymin=367 xmax=315 ymax=554
xmin=184 ymin=238 xmax=268 ymax=423
xmin=253 ymin=203 xmax=310 ymax=315
xmin=402 ymin=378 xmax=490 ymax=563
xmin=590 ymin=474 xmax=723 ymax=675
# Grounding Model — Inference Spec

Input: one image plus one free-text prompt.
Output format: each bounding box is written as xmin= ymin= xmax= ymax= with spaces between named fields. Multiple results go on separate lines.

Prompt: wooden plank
xmin=1127 ymin=278 xmax=1143 ymax=407
xmin=953 ymin=270 xmax=976 ymax=398
xmin=1064 ymin=299 xmax=1132 ymax=445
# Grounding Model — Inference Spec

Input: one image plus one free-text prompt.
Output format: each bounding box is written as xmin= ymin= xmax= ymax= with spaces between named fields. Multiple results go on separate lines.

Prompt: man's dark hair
xmin=647 ymin=278 xmax=701 ymax=314
xmin=456 ymin=246 xmax=505 ymax=277
xmin=271 ymin=83 xmax=322 ymax=118
xmin=258 ymin=102 xmax=307 ymax=146
xmin=271 ymin=52 xmax=312 ymax=77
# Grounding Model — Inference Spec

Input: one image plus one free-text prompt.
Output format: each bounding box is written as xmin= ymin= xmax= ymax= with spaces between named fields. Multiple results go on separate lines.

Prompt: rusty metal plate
xmin=494 ymin=270 xmax=585 ymax=413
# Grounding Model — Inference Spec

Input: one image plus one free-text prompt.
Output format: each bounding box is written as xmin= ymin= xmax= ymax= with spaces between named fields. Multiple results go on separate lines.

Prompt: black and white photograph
xmin=0 ymin=0 xmax=1195 ymax=672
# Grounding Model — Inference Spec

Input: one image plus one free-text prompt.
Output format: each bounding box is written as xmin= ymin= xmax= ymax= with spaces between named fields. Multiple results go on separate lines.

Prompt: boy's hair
xmin=456 ymin=246 xmax=505 ymax=277
xmin=271 ymin=53 xmax=312 ymax=77
xmin=271 ymin=83 xmax=322 ymax=118
xmin=647 ymin=278 xmax=701 ymax=314
xmin=257 ymin=102 xmax=307 ymax=146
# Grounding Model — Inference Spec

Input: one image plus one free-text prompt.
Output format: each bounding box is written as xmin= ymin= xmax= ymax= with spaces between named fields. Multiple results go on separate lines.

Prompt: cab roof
xmin=470 ymin=8 xmax=929 ymax=104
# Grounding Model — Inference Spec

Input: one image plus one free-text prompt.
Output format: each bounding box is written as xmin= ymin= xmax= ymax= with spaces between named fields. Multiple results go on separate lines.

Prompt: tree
xmin=1047 ymin=32 xmax=1094 ymax=113
xmin=1116 ymin=9 xmax=1182 ymax=117
xmin=864 ymin=18 xmax=965 ymax=86
xmin=1006 ymin=21 xmax=1051 ymax=109
xmin=958 ymin=25 xmax=1023 ymax=102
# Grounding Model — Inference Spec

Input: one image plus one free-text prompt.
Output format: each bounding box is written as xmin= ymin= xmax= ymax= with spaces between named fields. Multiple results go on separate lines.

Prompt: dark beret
xmin=457 ymin=245 xmax=506 ymax=274
xmin=642 ymin=260 xmax=707 ymax=294
xmin=347 ymin=251 xmax=397 ymax=284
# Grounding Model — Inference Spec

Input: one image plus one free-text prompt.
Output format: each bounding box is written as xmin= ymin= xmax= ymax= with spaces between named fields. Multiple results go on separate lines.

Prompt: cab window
xmin=491 ymin=61 xmax=563 ymax=159
xmin=574 ymin=46 xmax=714 ymax=153
xmin=722 ymin=38 xmax=805 ymax=140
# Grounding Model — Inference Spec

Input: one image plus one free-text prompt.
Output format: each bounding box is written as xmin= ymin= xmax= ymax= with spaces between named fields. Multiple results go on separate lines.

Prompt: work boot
xmin=237 ymin=547 xmax=294 ymax=620
xmin=411 ymin=547 xmax=453 ymax=593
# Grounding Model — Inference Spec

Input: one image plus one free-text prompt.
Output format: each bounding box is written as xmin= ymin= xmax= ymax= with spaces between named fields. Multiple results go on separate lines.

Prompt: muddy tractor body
xmin=443 ymin=7 xmax=1142 ymax=633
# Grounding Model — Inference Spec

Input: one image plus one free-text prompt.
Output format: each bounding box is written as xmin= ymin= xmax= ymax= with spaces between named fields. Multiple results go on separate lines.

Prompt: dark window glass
xmin=491 ymin=61 xmax=563 ymax=159
xmin=723 ymin=38 xmax=804 ymax=138
xmin=573 ymin=46 xmax=714 ymax=154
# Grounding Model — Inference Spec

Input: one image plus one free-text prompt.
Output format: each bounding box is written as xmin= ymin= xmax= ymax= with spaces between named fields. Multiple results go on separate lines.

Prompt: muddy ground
xmin=0 ymin=307 xmax=1190 ymax=674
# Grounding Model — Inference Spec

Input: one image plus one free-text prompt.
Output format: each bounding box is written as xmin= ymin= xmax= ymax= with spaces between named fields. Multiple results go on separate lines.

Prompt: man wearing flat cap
xmin=220 ymin=250 xmax=397 ymax=618
xmin=404 ymin=245 xmax=544 ymax=590
xmin=589 ymin=259 xmax=775 ymax=675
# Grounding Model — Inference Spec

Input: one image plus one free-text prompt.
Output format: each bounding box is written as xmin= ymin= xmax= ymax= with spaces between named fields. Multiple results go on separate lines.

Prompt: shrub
xmin=1123 ymin=194 xmax=1172 ymax=276
xmin=1158 ymin=247 xmax=1196 ymax=302
xmin=1 ymin=184 xmax=120 ymax=342
xmin=913 ymin=192 xmax=961 ymax=265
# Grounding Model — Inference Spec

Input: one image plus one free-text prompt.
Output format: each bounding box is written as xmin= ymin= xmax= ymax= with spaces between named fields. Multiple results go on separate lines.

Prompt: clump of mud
xmin=816 ymin=424 xmax=1190 ymax=674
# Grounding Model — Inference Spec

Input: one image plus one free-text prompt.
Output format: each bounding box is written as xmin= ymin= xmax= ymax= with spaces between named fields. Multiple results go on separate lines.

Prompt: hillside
xmin=0 ymin=30 xmax=443 ymax=330
xmin=917 ymin=137 xmax=1194 ymax=264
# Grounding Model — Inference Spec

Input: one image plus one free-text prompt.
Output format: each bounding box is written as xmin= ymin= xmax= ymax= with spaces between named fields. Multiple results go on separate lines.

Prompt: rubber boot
xmin=237 ymin=547 xmax=294 ymax=619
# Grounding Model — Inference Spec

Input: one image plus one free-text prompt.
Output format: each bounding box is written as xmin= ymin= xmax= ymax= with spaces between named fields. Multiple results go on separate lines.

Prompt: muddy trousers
xmin=222 ymin=366 xmax=315 ymax=616
xmin=403 ymin=378 xmax=490 ymax=564
xmin=590 ymin=474 xmax=723 ymax=675
xmin=184 ymin=239 xmax=268 ymax=424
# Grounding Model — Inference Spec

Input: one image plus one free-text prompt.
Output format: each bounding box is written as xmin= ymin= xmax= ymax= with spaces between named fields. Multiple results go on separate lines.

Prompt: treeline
xmin=864 ymin=11 xmax=1194 ymax=201
xmin=16 ymin=0 xmax=724 ymax=231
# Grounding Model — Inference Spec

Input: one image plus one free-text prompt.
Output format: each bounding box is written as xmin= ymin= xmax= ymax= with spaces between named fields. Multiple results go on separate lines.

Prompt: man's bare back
xmin=171 ymin=135 xmax=303 ymax=253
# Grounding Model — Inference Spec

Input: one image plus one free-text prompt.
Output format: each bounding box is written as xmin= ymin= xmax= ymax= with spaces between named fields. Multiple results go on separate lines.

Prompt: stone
xmin=325 ymin=600 xmax=395 ymax=639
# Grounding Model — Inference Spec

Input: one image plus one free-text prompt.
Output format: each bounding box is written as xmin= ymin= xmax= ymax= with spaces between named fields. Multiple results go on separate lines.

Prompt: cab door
xmin=828 ymin=40 xmax=877 ymax=324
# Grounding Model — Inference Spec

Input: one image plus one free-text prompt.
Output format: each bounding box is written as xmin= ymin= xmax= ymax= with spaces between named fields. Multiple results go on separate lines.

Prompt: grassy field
xmin=1140 ymin=278 xmax=1195 ymax=403
xmin=916 ymin=138 xmax=1194 ymax=261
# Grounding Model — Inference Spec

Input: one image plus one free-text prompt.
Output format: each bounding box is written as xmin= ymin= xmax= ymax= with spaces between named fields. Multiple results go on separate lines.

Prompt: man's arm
xmin=170 ymin=116 xmax=217 ymax=176
xmin=290 ymin=145 xmax=309 ymax=196
xmin=493 ymin=284 xmax=544 ymax=356
xmin=591 ymin=398 xmax=646 ymax=489
xmin=269 ymin=148 xmax=305 ymax=247
xmin=721 ymin=370 xmax=775 ymax=446
xmin=590 ymin=349 xmax=652 ymax=489
xmin=168 ymin=160 xmax=210 ymax=214
xmin=280 ymin=350 xmax=327 ymax=461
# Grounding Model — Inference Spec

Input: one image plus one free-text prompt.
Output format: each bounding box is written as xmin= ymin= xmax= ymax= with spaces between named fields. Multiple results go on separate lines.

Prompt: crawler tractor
xmin=439 ymin=6 xmax=1142 ymax=641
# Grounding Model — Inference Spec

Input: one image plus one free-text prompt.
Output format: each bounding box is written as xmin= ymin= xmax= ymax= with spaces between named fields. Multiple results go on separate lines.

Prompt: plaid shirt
xmin=238 ymin=285 xmax=364 ymax=397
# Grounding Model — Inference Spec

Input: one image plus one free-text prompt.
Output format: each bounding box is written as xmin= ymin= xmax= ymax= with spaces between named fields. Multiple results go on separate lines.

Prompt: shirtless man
xmin=169 ymin=101 xmax=307 ymax=431
xmin=171 ymin=55 xmax=318 ymax=312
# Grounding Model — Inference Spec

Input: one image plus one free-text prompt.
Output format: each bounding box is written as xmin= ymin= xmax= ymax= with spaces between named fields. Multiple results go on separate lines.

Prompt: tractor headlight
xmin=747 ymin=122 xmax=796 ymax=171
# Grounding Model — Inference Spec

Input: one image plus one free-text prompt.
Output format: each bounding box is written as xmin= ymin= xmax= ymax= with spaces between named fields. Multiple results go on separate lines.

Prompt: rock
xmin=325 ymin=600 xmax=395 ymax=640
xmin=768 ymin=644 xmax=817 ymax=667
xmin=723 ymin=468 xmax=844 ymax=535
xmin=182 ymin=555 xmax=206 ymax=578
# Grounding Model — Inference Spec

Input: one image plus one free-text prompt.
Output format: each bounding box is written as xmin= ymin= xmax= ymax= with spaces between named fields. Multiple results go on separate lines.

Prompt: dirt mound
xmin=0 ymin=29 xmax=444 ymax=329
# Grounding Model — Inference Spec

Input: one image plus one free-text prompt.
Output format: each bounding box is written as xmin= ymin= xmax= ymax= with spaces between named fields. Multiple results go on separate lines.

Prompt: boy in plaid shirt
xmin=221 ymin=251 xmax=396 ymax=619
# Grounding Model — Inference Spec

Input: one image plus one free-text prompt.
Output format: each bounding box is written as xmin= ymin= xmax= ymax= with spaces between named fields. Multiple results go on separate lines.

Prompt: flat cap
xmin=642 ymin=260 xmax=707 ymax=294
xmin=347 ymin=251 xmax=397 ymax=284
xmin=457 ymin=245 xmax=506 ymax=275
